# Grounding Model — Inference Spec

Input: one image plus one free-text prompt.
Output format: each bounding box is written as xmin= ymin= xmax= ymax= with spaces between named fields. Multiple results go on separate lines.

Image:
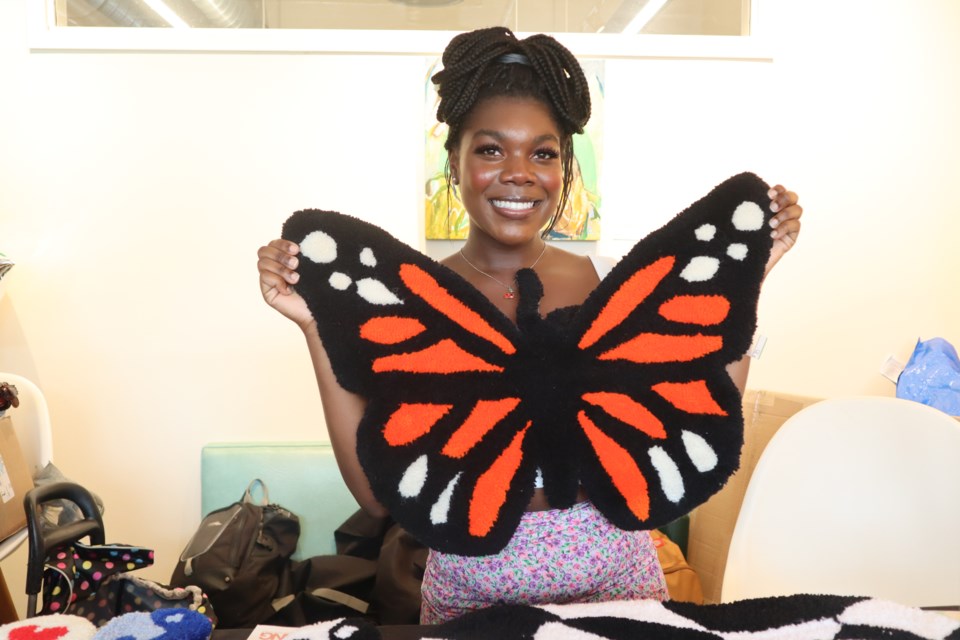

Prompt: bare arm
xmin=726 ymin=184 xmax=803 ymax=397
xmin=726 ymin=357 xmax=751 ymax=396
xmin=258 ymin=239 xmax=388 ymax=517
xmin=302 ymin=324 xmax=388 ymax=517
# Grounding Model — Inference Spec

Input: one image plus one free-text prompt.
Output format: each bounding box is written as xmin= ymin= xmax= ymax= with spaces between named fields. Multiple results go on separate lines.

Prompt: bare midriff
xmin=525 ymin=487 xmax=588 ymax=512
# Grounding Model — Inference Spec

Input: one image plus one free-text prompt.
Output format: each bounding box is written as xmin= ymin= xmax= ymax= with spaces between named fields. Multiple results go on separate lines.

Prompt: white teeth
xmin=491 ymin=199 xmax=536 ymax=211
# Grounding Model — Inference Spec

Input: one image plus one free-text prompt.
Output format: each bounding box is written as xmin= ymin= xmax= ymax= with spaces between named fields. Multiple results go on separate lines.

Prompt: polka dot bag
xmin=40 ymin=541 xmax=217 ymax=628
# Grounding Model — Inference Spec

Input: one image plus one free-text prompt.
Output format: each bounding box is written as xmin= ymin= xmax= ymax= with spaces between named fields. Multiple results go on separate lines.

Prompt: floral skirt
xmin=420 ymin=501 xmax=668 ymax=624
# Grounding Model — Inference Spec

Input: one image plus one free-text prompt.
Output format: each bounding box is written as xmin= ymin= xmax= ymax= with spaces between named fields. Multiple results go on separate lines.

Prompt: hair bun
xmin=432 ymin=28 xmax=591 ymax=134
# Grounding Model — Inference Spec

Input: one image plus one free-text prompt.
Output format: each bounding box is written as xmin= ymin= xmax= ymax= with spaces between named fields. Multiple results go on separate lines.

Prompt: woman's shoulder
xmin=548 ymin=248 xmax=615 ymax=280
xmin=587 ymin=254 xmax=615 ymax=280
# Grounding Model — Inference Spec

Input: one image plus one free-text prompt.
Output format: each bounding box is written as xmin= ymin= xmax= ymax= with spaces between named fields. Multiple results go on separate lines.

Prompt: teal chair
xmin=201 ymin=442 xmax=359 ymax=559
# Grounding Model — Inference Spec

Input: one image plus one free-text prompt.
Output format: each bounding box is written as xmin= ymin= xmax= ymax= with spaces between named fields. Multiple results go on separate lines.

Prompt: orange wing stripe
xmin=383 ymin=403 xmax=453 ymax=446
xmin=578 ymin=411 xmax=650 ymax=521
xmin=659 ymin=295 xmax=730 ymax=326
xmin=599 ymin=333 xmax=722 ymax=363
xmin=442 ymin=398 xmax=521 ymax=459
xmin=579 ymin=256 xmax=675 ymax=350
xmin=359 ymin=316 xmax=427 ymax=344
xmin=372 ymin=339 xmax=503 ymax=373
xmin=469 ymin=423 xmax=529 ymax=538
xmin=581 ymin=392 xmax=667 ymax=439
xmin=652 ymin=380 xmax=727 ymax=416
xmin=400 ymin=263 xmax=516 ymax=355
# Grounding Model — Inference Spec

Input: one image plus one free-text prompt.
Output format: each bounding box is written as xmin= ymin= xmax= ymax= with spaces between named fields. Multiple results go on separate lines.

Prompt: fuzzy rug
xmin=287 ymin=596 xmax=960 ymax=640
xmin=283 ymin=172 xmax=773 ymax=556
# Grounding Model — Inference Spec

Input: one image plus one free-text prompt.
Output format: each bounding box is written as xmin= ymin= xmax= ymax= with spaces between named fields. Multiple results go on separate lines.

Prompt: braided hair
xmin=432 ymin=27 xmax=592 ymax=236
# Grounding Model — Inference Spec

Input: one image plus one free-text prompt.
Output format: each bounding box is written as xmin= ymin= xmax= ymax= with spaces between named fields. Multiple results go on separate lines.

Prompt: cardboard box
xmin=686 ymin=390 xmax=822 ymax=603
xmin=0 ymin=415 xmax=33 ymax=541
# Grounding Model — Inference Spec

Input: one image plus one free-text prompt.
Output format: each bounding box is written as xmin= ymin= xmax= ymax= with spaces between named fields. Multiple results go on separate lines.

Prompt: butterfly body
xmin=283 ymin=172 xmax=774 ymax=555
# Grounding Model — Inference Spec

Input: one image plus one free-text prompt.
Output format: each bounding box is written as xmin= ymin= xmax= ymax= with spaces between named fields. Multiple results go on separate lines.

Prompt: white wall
xmin=2 ymin=0 xmax=958 ymax=617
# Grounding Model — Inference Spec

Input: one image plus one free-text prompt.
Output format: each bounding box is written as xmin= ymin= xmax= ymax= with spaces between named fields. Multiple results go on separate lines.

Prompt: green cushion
xmin=201 ymin=442 xmax=358 ymax=559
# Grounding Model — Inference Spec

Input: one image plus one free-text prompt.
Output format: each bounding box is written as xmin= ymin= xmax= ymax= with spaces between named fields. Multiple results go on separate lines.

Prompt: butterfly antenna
xmin=515 ymin=268 xmax=544 ymax=331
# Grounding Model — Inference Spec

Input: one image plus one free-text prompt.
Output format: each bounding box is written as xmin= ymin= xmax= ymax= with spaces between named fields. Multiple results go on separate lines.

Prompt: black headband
xmin=497 ymin=53 xmax=530 ymax=65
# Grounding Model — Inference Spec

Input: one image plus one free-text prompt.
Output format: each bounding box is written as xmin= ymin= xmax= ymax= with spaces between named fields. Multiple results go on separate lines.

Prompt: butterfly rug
xmin=282 ymin=172 xmax=774 ymax=556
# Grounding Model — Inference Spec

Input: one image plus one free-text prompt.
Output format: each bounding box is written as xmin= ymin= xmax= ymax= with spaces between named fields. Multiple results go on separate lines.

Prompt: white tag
xmin=747 ymin=334 xmax=767 ymax=359
xmin=880 ymin=354 xmax=906 ymax=384
xmin=0 ymin=454 xmax=15 ymax=503
xmin=247 ymin=625 xmax=296 ymax=640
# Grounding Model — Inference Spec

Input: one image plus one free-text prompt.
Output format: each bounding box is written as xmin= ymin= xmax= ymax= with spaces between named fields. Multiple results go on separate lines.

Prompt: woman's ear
xmin=448 ymin=148 xmax=460 ymax=185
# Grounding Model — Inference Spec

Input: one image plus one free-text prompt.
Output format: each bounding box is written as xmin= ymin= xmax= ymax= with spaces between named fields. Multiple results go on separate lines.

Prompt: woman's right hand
xmin=257 ymin=239 xmax=316 ymax=330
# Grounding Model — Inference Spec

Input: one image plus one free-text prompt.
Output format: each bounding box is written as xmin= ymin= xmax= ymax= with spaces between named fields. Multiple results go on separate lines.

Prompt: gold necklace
xmin=459 ymin=242 xmax=548 ymax=300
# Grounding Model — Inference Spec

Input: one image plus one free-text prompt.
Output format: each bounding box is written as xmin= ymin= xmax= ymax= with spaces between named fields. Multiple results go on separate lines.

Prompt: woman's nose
xmin=499 ymin=155 xmax=535 ymax=185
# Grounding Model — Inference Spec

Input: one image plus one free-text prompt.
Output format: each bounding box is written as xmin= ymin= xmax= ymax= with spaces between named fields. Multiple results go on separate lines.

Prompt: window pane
xmin=57 ymin=0 xmax=749 ymax=35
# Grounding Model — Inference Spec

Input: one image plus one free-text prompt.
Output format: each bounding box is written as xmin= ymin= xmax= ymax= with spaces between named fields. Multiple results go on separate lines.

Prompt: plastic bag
xmin=896 ymin=337 xmax=960 ymax=416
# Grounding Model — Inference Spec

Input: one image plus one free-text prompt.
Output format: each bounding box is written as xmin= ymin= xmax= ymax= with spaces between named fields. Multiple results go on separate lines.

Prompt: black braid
xmin=431 ymin=27 xmax=592 ymax=236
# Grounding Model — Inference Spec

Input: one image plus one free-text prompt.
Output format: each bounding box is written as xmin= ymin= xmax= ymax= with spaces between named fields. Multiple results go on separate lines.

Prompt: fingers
xmin=258 ymin=239 xmax=301 ymax=295
xmin=761 ymin=183 xmax=803 ymax=279
xmin=767 ymin=184 xmax=802 ymax=243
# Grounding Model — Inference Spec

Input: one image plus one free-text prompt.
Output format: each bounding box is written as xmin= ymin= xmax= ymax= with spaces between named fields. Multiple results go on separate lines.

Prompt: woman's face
xmin=449 ymin=96 xmax=564 ymax=247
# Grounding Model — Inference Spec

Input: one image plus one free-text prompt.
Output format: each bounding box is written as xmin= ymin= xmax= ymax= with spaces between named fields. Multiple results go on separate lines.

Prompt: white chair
xmin=0 ymin=373 xmax=54 ymax=620
xmin=721 ymin=396 xmax=960 ymax=608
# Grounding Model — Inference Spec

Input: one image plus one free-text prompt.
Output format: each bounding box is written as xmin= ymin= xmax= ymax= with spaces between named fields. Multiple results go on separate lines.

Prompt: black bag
xmin=170 ymin=479 xmax=300 ymax=628
xmin=268 ymin=510 xmax=427 ymax=626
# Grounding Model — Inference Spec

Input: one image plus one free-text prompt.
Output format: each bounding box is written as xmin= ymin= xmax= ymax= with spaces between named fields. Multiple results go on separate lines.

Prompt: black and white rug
xmin=295 ymin=595 xmax=960 ymax=640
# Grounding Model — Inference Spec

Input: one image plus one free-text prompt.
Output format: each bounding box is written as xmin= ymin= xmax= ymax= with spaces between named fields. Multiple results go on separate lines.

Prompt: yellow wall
xmin=1 ymin=0 xmax=958 ymax=616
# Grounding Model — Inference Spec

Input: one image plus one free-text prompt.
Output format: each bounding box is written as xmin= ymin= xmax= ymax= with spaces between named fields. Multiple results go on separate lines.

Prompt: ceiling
xmin=60 ymin=0 xmax=749 ymax=35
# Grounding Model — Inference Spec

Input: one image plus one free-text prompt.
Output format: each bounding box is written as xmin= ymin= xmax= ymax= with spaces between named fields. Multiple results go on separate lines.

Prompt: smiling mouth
xmin=490 ymin=199 xmax=540 ymax=211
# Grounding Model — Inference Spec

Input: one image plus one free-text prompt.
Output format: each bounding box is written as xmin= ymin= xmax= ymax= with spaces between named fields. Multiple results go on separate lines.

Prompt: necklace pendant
xmin=503 ymin=290 xmax=516 ymax=300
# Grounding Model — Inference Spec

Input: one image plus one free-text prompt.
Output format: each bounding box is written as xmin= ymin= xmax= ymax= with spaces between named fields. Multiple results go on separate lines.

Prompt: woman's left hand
xmin=764 ymin=184 xmax=803 ymax=278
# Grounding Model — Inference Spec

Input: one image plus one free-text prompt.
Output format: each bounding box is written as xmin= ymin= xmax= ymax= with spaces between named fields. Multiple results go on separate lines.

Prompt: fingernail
xmin=767 ymin=188 xmax=778 ymax=199
xmin=769 ymin=202 xmax=780 ymax=213
xmin=769 ymin=217 xmax=780 ymax=228
xmin=290 ymin=272 xmax=300 ymax=283
xmin=288 ymin=257 xmax=298 ymax=268
xmin=770 ymin=230 xmax=778 ymax=238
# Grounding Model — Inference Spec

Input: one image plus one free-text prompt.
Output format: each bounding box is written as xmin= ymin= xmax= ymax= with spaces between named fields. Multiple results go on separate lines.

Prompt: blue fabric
xmin=896 ymin=337 xmax=960 ymax=416
xmin=93 ymin=609 xmax=211 ymax=640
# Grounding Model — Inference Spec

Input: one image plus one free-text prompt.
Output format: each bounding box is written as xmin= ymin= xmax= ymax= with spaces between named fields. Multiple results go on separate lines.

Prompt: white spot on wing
xmin=334 ymin=625 xmax=359 ymax=639
xmin=359 ymin=247 xmax=376 ymax=267
xmin=649 ymin=446 xmax=684 ymax=503
xmin=681 ymin=431 xmax=718 ymax=472
xmin=727 ymin=243 xmax=748 ymax=260
xmin=329 ymin=272 xmax=351 ymax=290
xmin=732 ymin=201 xmax=765 ymax=231
xmin=163 ymin=613 xmax=185 ymax=624
xmin=679 ymin=256 xmax=719 ymax=282
xmin=356 ymin=278 xmax=402 ymax=305
xmin=399 ymin=455 xmax=428 ymax=498
xmin=430 ymin=473 xmax=461 ymax=524
xmin=300 ymin=230 xmax=337 ymax=264
xmin=695 ymin=224 xmax=716 ymax=241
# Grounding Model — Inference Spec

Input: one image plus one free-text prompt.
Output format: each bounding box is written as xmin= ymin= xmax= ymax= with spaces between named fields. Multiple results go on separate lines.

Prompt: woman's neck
xmin=459 ymin=236 xmax=549 ymax=273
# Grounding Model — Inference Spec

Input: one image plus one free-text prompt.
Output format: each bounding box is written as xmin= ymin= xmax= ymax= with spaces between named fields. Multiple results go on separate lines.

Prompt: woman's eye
xmin=535 ymin=148 xmax=560 ymax=160
xmin=476 ymin=145 xmax=502 ymax=156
